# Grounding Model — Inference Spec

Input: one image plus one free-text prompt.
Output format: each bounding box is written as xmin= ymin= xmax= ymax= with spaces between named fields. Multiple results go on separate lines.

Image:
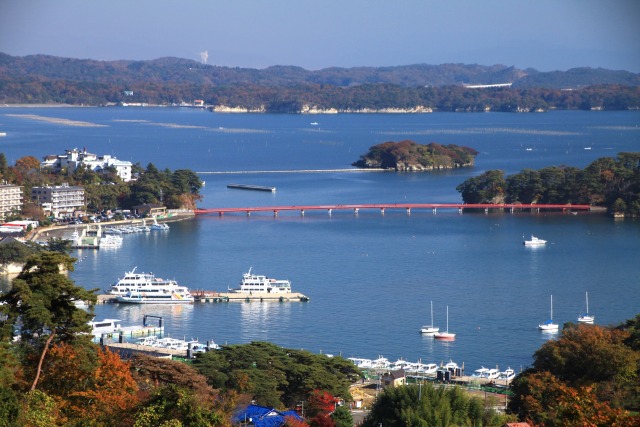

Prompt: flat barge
xmin=227 ymin=183 xmax=276 ymax=192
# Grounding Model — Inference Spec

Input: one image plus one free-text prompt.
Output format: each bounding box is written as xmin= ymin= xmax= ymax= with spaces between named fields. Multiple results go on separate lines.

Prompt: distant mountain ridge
xmin=1 ymin=53 xmax=639 ymax=89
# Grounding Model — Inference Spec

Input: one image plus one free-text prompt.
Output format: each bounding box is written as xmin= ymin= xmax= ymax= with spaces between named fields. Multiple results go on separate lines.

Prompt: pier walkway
xmin=194 ymin=203 xmax=591 ymax=217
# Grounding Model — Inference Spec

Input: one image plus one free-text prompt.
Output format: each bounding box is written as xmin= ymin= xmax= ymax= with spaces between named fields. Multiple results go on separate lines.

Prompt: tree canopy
xmin=352 ymin=141 xmax=478 ymax=171
xmin=509 ymin=322 xmax=640 ymax=426
xmin=456 ymin=152 xmax=640 ymax=216
xmin=192 ymin=341 xmax=361 ymax=409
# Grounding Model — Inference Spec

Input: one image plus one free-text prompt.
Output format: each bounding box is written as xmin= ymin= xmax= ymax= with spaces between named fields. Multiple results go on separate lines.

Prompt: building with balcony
xmin=0 ymin=184 xmax=23 ymax=220
xmin=31 ymin=184 xmax=85 ymax=217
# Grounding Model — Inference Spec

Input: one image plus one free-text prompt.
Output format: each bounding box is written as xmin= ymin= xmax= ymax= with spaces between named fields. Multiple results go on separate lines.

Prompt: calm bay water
xmin=1 ymin=107 xmax=639 ymax=372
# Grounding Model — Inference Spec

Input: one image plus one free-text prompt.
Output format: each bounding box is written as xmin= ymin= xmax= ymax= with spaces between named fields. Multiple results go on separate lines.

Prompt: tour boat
xmin=107 ymin=267 xmax=194 ymax=304
xmin=538 ymin=295 xmax=559 ymax=332
xmin=577 ymin=291 xmax=594 ymax=324
xmin=420 ymin=300 xmax=439 ymax=335
xmin=434 ymin=306 xmax=456 ymax=340
xmin=228 ymin=268 xmax=292 ymax=294
xmin=524 ymin=235 xmax=547 ymax=246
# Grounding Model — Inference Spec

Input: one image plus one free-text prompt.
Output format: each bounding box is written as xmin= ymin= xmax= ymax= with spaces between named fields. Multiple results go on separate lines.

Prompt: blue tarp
xmin=233 ymin=404 xmax=303 ymax=427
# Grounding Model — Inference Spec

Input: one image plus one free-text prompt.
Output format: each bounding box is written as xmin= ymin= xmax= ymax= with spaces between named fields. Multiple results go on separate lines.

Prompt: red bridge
xmin=194 ymin=203 xmax=592 ymax=217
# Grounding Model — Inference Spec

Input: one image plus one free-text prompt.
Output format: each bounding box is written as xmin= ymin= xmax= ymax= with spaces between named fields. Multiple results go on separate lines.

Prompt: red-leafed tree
xmin=68 ymin=347 xmax=139 ymax=424
xmin=306 ymin=390 xmax=338 ymax=427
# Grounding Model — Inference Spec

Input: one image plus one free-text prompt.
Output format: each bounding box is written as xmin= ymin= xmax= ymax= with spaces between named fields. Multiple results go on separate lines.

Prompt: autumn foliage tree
xmin=68 ymin=347 xmax=139 ymax=424
xmin=306 ymin=390 xmax=338 ymax=427
xmin=509 ymin=321 xmax=640 ymax=426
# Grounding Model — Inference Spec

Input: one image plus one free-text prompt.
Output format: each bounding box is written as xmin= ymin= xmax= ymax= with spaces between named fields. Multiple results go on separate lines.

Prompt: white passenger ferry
xmin=107 ymin=267 xmax=194 ymax=304
xmin=228 ymin=268 xmax=292 ymax=294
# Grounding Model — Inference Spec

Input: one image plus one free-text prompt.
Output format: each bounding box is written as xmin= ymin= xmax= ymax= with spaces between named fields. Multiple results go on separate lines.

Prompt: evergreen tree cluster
xmin=1 ymin=53 xmax=639 ymax=111
xmin=353 ymin=141 xmax=478 ymax=170
xmin=456 ymin=152 xmax=640 ymax=216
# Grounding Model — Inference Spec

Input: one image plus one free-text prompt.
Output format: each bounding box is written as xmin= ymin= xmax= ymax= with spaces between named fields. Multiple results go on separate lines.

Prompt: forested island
xmin=1 ymin=53 xmax=639 ymax=112
xmin=456 ymin=152 xmax=640 ymax=217
xmin=352 ymin=141 xmax=478 ymax=171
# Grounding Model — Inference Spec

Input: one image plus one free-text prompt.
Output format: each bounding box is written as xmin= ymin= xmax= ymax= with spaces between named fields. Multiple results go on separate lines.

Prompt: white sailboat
xmin=434 ymin=305 xmax=455 ymax=340
xmin=420 ymin=301 xmax=439 ymax=335
xmin=538 ymin=295 xmax=559 ymax=332
xmin=577 ymin=291 xmax=594 ymax=324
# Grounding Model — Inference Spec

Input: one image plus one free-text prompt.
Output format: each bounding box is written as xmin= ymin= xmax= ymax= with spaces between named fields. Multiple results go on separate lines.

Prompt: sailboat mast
xmin=586 ymin=292 xmax=589 ymax=314
xmin=430 ymin=301 xmax=434 ymax=327
xmin=446 ymin=305 xmax=449 ymax=333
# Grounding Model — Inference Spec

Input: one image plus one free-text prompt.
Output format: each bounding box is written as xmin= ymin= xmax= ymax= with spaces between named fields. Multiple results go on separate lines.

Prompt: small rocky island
xmin=352 ymin=140 xmax=478 ymax=171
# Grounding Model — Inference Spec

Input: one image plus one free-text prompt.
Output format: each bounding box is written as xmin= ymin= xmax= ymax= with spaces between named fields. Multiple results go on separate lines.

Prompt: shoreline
xmin=27 ymin=212 xmax=195 ymax=243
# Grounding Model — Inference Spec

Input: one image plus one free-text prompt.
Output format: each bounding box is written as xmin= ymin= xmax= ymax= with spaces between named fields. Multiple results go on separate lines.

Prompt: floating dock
xmin=227 ymin=183 xmax=276 ymax=192
xmin=98 ymin=292 xmax=309 ymax=304
xmin=192 ymin=290 xmax=309 ymax=303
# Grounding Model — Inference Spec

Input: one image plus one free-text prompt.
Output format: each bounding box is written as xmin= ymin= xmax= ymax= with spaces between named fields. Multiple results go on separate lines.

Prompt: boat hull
xmin=577 ymin=316 xmax=594 ymax=324
xmin=116 ymin=296 xmax=194 ymax=304
xmin=434 ymin=332 xmax=456 ymax=340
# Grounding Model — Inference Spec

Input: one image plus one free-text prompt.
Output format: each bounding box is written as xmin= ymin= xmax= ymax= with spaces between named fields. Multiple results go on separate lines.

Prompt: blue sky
xmin=1 ymin=0 xmax=639 ymax=72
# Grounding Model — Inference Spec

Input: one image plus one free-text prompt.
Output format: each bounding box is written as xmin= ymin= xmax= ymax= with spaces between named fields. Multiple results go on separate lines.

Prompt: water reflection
xmin=239 ymin=301 xmax=291 ymax=342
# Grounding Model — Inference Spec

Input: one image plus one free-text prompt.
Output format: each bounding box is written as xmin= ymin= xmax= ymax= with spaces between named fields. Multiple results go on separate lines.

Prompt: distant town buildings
xmin=0 ymin=184 xmax=23 ymax=220
xmin=41 ymin=148 xmax=133 ymax=182
xmin=463 ymin=83 xmax=513 ymax=89
xmin=31 ymin=183 xmax=85 ymax=218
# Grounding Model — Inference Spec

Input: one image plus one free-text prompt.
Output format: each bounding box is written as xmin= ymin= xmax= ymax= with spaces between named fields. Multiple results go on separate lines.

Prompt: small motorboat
xmin=524 ymin=235 xmax=547 ymax=246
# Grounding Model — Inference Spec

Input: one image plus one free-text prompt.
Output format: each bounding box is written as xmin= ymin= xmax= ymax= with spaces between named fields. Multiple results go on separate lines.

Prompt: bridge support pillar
xmin=273 ymin=211 xmax=278 ymax=217
xmin=246 ymin=211 xmax=251 ymax=217
xmin=380 ymin=208 xmax=385 ymax=215
xmin=300 ymin=210 xmax=305 ymax=216
xmin=484 ymin=208 xmax=488 ymax=214
xmin=458 ymin=208 xmax=463 ymax=214
xmin=510 ymin=208 xmax=514 ymax=214
xmin=406 ymin=208 xmax=411 ymax=215
xmin=432 ymin=208 xmax=437 ymax=214
xmin=354 ymin=208 xmax=359 ymax=215
xmin=328 ymin=209 xmax=332 ymax=216
xmin=219 ymin=212 xmax=223 ymax=217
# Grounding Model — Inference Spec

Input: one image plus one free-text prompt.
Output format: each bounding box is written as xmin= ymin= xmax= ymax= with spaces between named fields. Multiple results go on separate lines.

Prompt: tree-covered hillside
xmin=1 ymin=53 xmax=639 ymax=111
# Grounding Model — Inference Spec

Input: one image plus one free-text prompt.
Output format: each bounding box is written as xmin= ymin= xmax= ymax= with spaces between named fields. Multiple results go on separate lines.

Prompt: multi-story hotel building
xmin=41 ymin=148 xmax=133 ymax=182
xmin=31 ymin=183 xmax=85 ymax=217
xmin=0 ymin=184 xmax=23 ymax=220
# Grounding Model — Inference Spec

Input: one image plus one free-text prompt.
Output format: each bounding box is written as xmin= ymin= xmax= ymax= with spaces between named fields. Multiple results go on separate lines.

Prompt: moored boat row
xmin=348 ymin=355 xmax=517 ymax=385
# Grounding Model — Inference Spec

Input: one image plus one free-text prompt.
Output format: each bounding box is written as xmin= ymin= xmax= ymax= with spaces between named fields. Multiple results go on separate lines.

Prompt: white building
xmin=31 ymin=184 xmax=85 ymax=217
xmin=0 ymin=184 xmax=23 ymax=220
xmin=41 ymin=148 xmax=133 ymax=182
